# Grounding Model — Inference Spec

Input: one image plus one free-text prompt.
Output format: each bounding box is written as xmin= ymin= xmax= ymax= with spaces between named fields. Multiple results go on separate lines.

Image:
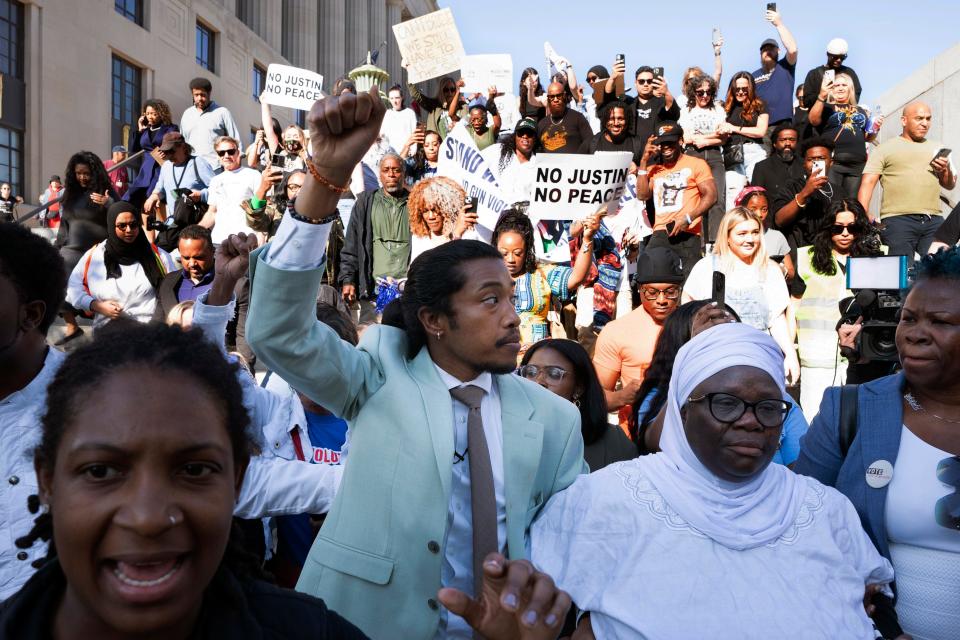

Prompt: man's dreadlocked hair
xmin=15 ymin=322 xmax=267 ymax=579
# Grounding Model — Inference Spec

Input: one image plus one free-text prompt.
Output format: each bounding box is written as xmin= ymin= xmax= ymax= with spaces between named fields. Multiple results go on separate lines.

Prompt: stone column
xmin=368 ymin=0 xmax=388 ymax=83
xmin=318 ymin=0 xmax=346 ymax=87
xmin=343 ymin=0 xmax=370 ymax=75
xmin=385 ymin=0 xmax=403 ymax=90
xmin=280 ymin=0 xmax=317 ymax=69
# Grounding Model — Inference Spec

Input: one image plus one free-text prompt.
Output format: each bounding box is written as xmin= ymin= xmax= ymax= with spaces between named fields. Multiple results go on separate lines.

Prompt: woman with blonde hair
xmin=406 ymin=176 xmax=478 ymax=260
xmin=683 ymin=207 xmax=799 ymax=383
xmin=809 ymin=72 xmax=880 ymax=198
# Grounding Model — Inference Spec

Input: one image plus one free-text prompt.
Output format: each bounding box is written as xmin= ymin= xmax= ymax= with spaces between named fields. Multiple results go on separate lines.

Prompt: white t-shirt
xmin=678 ymin=103 xmax=727 ymax=138
xmin=481 ymin=143 xmax=537 ymax=206
xmin=380 ymin=108 xmax=418 ymax=153
xmin=684 ymin=255 xmax=789 ymax=330
xmin=207 ymin=167 xmax=262 ymax=245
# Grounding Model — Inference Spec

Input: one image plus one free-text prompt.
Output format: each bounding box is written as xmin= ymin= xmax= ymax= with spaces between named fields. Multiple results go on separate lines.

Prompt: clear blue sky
xmin=439 ymin=0 xmax=960 ymax=109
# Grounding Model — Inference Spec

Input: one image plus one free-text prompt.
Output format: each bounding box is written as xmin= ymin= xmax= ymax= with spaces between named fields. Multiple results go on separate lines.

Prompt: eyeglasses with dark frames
xmin=695 ymin=90 xmax=714 ymax=97
xmin=687 ymin=392 xmax=790 ymax=428
xmin=640 ymin=286 xmax=681 ymax=301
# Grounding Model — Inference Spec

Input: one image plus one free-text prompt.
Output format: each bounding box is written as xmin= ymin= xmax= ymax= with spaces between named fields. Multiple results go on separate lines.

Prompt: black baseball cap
xmin=760 ymin=38 xmax=779 ymax=51
xmin=653 ymin=122 xmax=683 ymax=144
xmin=515 ymin=118 xmax=537 ymax=135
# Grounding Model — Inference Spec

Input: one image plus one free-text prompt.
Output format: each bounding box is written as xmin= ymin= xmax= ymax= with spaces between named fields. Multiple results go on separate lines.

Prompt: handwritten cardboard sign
xmin=527 ymin=152 xmax=633 ymax=220
xmin=460 ymin=54 xmax=513 ymax=94
xmin=260 ymin=64 xmax=324 ymax=111
xmin=393 ymin=8 xmax=465 ymax=84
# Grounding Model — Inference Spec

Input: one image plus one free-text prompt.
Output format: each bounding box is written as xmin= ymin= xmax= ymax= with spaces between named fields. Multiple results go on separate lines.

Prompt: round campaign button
xmin=865 ymin=460 xmax=894 ymax=489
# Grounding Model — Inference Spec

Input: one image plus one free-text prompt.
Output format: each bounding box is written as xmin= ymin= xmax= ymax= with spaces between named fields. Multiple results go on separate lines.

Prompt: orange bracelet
xmin=306 ymin=162 xmax=350 ymax=194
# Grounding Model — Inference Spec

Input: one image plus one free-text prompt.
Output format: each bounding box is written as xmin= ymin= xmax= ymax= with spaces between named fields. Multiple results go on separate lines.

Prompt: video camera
xmin=838 ymin=255 xmax=909 ymax=362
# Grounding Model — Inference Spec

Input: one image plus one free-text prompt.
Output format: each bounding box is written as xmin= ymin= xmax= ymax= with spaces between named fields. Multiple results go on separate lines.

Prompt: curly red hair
xmin=407 ymin=176 xmax=466 ymax=237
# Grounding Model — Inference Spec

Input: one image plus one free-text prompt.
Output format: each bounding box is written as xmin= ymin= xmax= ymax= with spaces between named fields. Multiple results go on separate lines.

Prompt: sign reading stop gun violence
xmin=260 ymin=64 xmax=324 ymax=112
xmin=437 ymin=123 xmax=507 ymax=241
xmin=527 ymin=152 xmax=633 ymax=220
xmin=392 ymin=8 xmax=465 ymax=83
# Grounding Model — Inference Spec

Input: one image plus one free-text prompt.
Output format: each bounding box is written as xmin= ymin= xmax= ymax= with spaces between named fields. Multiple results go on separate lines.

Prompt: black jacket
xmin=338 ymin=189 xmax=409 ymax=299
xmin=153 ymin=269 xmax=187 ymax=322
xmin=751 ymin=153 xmax=804 ymax=200
xmin=0 ymin=559 xmax=368 ymax=639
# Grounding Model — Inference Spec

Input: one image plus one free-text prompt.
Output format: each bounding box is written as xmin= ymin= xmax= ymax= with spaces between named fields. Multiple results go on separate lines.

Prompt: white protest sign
xmin=260 ymin=64 xmax=324 ymax=112
xmin=460 ymin=54 xmax=513 ymax=94
xmin=437 ymin=123 xmax=508 ymax=240
xmin=527 ymin=152 xmax=633 ymax=220
xmin=393 ymin=8 xmax=465 ymax=84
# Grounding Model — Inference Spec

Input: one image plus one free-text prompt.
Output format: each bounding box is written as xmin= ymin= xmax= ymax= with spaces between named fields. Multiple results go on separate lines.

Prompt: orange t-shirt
xmin=593 ymin=306 xmax=664 ymax=434
xmin=647 ymin=153 xmax=713 ymax=233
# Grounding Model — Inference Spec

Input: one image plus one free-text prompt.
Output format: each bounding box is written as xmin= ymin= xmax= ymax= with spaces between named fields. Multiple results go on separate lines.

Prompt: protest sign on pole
xmin=460 ymin=54 xmax=513 ymax=94
xmin=437 ymin=123 xmax=507 ymax=241
xmin=527 ymin=152 xmax=633 ymax=220
xmin=260 ymin=64 xmax=324 ymax=112
xmin=392 ymin=8 xmax=465 ymax=84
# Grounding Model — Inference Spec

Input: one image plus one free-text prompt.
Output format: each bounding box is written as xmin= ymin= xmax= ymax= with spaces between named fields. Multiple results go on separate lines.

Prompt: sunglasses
xmin=640 ymin=286 xmax=680 ymax=301
xmin=695 ymin=90 xmax=714 ymax=97
xmin=827 ymin=53 xmax=847 ymax=61
xmin=687 ymin=392 xmax=790 ymax=428
xmin=546 ymin=94 xmax=565 ymax=102
xmin=216 ymin=148 xmax=238 ymax=157
xmin=518 ymin=364 xmax=567 ymax=383
xmin=115 ymin=222 xmax=138 ymax=230
xmin=936 ymin=456 xmax=959 ymax=530
xmin=637 ymin=78 xmax=654 ymax=85
xmin=735 ymin=87 xmax=749 ymax=94
xmin=442 ymin=87 xmax=456 ymax=94
xmin=831 ymin=223 xmax=860 ymax=235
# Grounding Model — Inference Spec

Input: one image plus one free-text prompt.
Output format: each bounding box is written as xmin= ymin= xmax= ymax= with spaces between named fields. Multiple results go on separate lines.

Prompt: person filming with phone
xmin=858 ymin=101 xmax=956 ymax=259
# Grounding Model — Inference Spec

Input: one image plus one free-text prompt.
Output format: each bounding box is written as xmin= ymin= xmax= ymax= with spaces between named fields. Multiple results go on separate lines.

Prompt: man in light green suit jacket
xmin=243 ymin=87 xmax=587 ymax=640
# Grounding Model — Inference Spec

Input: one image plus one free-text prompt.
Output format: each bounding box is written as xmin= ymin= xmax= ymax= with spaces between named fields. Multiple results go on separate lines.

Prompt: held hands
xmin=437 ymin=553 xmax=571 ymax=640
xmin=89 ymin=190 xmax=110 ymax=206
xmin=92 ymin=300 xmax=123 ymax=320
xmin=215 ymin=233 xmax=258 ymax=285
xmin=453 ymin=204 xmax=479 ymax=239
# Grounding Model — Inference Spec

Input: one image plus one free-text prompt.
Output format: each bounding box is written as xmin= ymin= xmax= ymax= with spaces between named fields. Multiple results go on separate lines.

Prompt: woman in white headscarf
xmin=530 ymin=322 xmax=895 ymax=639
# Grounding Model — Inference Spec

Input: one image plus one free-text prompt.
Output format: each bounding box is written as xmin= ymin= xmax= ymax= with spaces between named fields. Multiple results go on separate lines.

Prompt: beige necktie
xmin=449 ymin=384 xmax=498 ymax=600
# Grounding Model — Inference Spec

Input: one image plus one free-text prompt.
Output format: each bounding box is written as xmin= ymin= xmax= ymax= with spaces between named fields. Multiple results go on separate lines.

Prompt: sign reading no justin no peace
xmin=527 ymin=152 xmax=634 ymax=220
xmin=260 ymin=64 xmax=325 ymax=112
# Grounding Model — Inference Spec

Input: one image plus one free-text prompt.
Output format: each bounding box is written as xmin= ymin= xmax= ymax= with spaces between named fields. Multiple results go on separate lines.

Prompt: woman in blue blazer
xmin=795 ymin=248 xmax=960 ymax=640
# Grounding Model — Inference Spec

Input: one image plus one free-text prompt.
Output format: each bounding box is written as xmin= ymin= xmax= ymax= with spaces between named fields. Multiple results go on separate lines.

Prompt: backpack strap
xmin=838 ymin=383 xmax=860 ymax=457
xmin=81 ymin=247 xmax=96 ymax=296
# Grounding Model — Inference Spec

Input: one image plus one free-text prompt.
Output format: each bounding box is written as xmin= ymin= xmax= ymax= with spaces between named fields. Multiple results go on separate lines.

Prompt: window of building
xmin=0 ymin=0 xmax=23 ymax=79
xmin=111 ymin=55 xmax=142 ymax=152
xmin=196 ymin=21 xmax=215 ymax=72
xmin=253 ymin=62 xmax=266 ymax=100
xmin=0 ymin=126 xmax=21 ymax=196
xmin=114 ymin=0 xmax=143 ymax=26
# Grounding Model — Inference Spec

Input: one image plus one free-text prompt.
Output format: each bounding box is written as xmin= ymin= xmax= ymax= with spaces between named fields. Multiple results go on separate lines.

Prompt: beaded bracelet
xmin=289 ymin=210 xmax=339 ymax=226
xmin=305 ymin=162 xmax=350 ymax=194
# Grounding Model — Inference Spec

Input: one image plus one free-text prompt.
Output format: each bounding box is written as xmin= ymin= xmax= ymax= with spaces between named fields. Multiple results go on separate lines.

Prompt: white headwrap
xmin=644 ymin=322 xmax=807 ymax=550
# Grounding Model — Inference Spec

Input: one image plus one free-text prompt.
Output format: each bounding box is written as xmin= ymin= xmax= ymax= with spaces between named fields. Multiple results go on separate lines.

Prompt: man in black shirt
xmin=603 ymin=66 xmax=680 ymax=145
xmin=751 ymin=123 xmax=803 ymax=196
xmin=578 ymin=101 xmax=643 ymax=168
xmin=772 ymin=136 xmax=844 ymax=250
xmin=537 ymin=81 xmax=593 ymax=153
xmin=800 ymin=38 xmax=862 ymax=109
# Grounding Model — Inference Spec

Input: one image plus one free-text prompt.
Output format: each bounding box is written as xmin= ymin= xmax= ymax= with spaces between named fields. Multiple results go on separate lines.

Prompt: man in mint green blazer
xmin=243 ymin=87 xmax=586 ymax=640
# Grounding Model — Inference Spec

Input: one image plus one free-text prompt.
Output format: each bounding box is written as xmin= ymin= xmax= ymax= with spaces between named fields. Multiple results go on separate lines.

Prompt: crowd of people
xmin=2 ymin=9 xmax=960 ymax=639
